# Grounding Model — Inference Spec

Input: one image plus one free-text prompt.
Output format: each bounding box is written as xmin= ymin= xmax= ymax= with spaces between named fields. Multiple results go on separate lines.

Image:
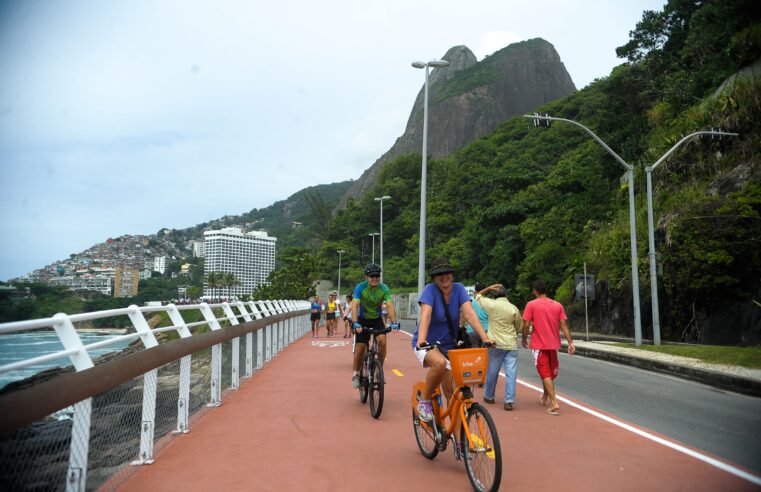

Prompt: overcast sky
xmin=0 ymin=0 xmax=665 ymax=281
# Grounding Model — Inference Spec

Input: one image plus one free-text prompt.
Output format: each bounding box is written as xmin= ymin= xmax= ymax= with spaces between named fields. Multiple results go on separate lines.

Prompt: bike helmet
xmin=364 ymin=263 xmax=382 ymax=276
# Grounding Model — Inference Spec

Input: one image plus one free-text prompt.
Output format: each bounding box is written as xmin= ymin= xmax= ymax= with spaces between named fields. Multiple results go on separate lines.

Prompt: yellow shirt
xmin=475 ymin=295 xmax=523 ymax=350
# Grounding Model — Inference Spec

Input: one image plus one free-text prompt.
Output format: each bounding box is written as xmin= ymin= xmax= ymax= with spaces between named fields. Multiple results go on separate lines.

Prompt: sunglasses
xmin=368 ymin=274 xmax=380 ymax=278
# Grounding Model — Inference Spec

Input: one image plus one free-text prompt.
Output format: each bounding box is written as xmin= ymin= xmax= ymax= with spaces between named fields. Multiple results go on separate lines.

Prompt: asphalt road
xmin=520 ymin=346 xmax=761 ymax=474
xmin=399 ymin=320 xmax=761 ymax=475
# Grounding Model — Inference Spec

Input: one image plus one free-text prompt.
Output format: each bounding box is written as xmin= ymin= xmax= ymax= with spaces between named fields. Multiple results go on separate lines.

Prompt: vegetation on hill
xmin=268 ymin=0 xmax=761 ymax=344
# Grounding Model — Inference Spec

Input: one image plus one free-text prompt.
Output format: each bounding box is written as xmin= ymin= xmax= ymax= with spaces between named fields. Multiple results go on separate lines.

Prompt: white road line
xmin=401 ymin=327 xmax=761 ymax=485
xmin=515 ymin=377 xmax=761 ymax=486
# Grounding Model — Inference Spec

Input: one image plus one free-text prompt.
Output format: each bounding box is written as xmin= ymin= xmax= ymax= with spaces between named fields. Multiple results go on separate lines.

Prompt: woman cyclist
xmin=412 ymin=258 xmax=492 ymax=421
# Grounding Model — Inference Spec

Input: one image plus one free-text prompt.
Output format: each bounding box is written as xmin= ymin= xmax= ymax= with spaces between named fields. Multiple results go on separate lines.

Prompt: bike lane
xmin=114 ymin=329 xmax=760 ymax=491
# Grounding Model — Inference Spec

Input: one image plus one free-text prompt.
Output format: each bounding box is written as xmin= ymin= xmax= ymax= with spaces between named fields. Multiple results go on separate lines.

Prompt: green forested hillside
xmin=278 ymin=0 xmax=760 ymax=345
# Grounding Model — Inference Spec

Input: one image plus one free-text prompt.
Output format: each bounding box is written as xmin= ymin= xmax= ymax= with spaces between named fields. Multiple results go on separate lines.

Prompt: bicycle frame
xmin=413 ymin=381 xmax=487 ymax=453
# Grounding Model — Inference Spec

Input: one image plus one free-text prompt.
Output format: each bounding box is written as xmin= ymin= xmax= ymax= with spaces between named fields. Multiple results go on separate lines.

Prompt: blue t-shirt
xmin=465 ymin=297 xmax=488 ymax=333
xmin=411 ymin=282 xmax=470 ymax=356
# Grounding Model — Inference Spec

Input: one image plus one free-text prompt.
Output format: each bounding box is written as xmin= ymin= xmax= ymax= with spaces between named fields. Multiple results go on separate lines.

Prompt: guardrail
xmin=0 ymin=299 xmax=310 ymax=491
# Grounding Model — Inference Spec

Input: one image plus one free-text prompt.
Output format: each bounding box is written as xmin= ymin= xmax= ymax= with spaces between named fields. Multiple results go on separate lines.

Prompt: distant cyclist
xmin=350 ymin=263 xmax=399 ymax=388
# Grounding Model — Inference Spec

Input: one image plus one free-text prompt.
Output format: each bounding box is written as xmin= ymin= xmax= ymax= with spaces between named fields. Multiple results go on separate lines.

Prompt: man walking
xmin=477 ymin=284 xmax=522 ymax=411
xmin=521 ymin=279 xmax=575 ymax=416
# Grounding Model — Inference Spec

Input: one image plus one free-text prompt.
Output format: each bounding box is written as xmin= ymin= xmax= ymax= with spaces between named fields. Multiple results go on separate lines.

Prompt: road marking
xmin=392 ymin=369 xmax=404 ymax=377
xmin=311 ymin=341 xmax=349 ymax=348
xmin=399 ymin=327 xmax=760 ymax=485
xmin=515 ymin=377 xmax=761 ymax=486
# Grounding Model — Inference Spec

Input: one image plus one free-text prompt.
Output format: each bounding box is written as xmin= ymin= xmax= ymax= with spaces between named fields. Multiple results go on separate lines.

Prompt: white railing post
xmin=221 ymin=303 xmax=240 ymax=390
xmin=257 ymin=301 xmax=273 ymax=363
xmin=199 ymin=303 xmax=223 ymax=406
xmin=248 ymin=302 xmax=264 ymax=369
xmin=127 ymin=305 xmax=160 ymax=466
xmin=53 ymin=313 xmax=94 ymax=492
xmin=166 ymin=304 xmax=192 ymax=434
xmin=236 ymin=302 xmax=254 ymax=379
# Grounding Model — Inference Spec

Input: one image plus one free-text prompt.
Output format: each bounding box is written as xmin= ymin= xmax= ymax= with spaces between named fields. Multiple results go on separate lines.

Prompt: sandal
xmin=546 ymin=408 xmax=560 ymax=416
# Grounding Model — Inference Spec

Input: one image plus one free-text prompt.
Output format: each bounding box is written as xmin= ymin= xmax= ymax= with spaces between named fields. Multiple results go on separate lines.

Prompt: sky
xmin=0 ymin=0 xmax=666 ymax=281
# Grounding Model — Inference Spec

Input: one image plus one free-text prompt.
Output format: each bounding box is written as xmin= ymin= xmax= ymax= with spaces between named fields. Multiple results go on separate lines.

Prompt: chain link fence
xmin=0 ymin=304 xmax=308 ymax=491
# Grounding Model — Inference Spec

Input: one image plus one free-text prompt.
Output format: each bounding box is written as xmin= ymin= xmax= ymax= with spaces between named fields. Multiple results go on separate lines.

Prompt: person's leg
xmin=422 ymin=349 xmax=448 ymax=400
xmin=378 ymin=334 xmax=387 ymax=364
xmin=503 ymin=350 xmax=518 ymax=404
xmin=483 ymin=347 xmax=503 ymax=402
xmin=353 ymin=343 xmax=366 ymax=373
xmin=541 ymin=377 xmax=558 ymax=410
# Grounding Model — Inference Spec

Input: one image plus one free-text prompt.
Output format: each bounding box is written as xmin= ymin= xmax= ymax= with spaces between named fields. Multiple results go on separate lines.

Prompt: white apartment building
xmin=203 ymin=227 xmax=276 ymax=298
xmin=153 ymin=256 xmax=166 ymax=274
xmin=191 ymin=240 xmax=205 ymax=258
xmin=49 ymin=275 xmax=112 ymax=296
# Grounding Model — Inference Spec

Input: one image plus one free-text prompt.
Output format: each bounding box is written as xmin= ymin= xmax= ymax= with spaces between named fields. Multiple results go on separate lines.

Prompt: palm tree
xmin=205 ymin=272 xmax=222 ymax=301
xmin=222 ymin=272 xmax=240 ymax=300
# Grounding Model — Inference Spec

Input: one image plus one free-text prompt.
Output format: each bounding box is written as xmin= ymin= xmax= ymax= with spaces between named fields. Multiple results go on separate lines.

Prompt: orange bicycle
xmin=411 ymin=345 xmax=502 ymax=492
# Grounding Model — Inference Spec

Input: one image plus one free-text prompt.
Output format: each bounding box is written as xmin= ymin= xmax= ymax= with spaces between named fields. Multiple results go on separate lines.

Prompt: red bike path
xmin=112 ymin=329 xmax=759 ymax=491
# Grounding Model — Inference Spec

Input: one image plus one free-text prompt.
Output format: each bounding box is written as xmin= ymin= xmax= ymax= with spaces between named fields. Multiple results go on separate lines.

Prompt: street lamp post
xmin=412 ymin=58 xmax=450 ymax=295
xmin=336 ymin=250 xmax=345 ymax=299
xmin=374 ymin=196 xmax=391 ymax=282
xmin=524 ymin=113 xmax=644 ymax=345
xmin=368 ymin=233 xmax=380 ymax=263
xmin=645 ymin=129 xmax=738 ymax=345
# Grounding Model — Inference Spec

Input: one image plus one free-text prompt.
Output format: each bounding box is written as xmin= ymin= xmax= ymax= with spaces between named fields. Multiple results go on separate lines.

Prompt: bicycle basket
xmin=448 ymin=348 xmax=488 ymax=386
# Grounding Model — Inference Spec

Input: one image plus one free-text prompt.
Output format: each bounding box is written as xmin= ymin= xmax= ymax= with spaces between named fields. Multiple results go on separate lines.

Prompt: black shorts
xmin=310 ymin=312 xmax=320 ymax=321
xmin=326 ymin=313 xmax=335 ymax=320
xmin=354 ymin=317 xmax=385 ymax=345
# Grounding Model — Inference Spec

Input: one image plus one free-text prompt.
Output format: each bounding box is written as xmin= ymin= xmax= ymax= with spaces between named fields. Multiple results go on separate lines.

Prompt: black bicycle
xmin=357 ymin=325 xmax=392 ymax=418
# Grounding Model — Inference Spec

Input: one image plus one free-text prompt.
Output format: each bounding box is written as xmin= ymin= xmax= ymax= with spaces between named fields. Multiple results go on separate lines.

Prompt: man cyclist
xmin=350 ymin=263 xmax=399 ymax=388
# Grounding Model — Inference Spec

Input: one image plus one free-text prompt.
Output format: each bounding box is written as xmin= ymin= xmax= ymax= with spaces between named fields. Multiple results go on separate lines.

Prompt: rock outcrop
xmin=344 ymin=38 xmax=577 ymax=201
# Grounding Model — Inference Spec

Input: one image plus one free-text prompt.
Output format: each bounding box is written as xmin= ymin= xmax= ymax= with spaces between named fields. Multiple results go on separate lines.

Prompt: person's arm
xmin=416 ymin=304 xmax=432 ymax=348
xmin=560 ymin=319 xmax=575 ymax=355
xmin=351 ymin=299 xmax=361 ymax=332
xmin=387 ymin=301 xmax=397 ymax=324
xmin=461 ymin=302 xmax=492 ymax=344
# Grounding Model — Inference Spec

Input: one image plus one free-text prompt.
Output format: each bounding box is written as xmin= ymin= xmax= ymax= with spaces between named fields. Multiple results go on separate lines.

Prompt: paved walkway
xmin=113 ymin=330 xmax=759 ymax=491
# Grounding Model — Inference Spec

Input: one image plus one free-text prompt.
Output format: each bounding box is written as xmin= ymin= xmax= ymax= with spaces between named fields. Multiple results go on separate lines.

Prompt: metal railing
xmin=0 ymin=299 xmax=310 ymax=491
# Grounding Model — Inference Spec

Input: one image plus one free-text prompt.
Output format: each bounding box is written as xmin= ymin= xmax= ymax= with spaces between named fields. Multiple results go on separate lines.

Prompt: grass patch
xmin=613 ymin=343 xmax=761 ymax=369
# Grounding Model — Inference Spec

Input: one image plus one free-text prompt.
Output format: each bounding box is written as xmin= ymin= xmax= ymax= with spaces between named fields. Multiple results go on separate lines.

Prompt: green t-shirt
xmin=352 ymin=280 xmax=391 ymax=319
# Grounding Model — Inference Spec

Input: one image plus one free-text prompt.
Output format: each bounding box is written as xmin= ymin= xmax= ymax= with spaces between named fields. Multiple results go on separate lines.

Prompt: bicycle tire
xmin=460 ymin=403 xmax=502 ymax=492
xmin=369 ymin=356 xmax=384 ymax=418
xmin=412 ymin=410 xmax=440 ymax=459
xmin=358 ymin=356 xmax=369 ymax=403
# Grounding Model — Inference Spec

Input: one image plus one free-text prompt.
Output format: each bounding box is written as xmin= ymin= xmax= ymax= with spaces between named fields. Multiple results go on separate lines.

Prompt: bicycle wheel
xmin=369 ymin=356 xmax=384 ymax=418
xmin=412 ymin=409 xmax=440 ymax=459
xmin=358 ymin=356 xmax=369 ymax=403
xmin=460 ymin=403 xmax=502 ymax=492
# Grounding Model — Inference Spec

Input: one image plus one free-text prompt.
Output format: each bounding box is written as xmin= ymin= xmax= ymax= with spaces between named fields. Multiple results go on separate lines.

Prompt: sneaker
xmin=417 ymin=400 xmax=434 ymax=421
xmin=483 ymin=397 xmax=495 ymax=404
xmin=504 ymin=402 xmax=514 ymax=411
xmin=352 ymin=375 xmax=360 ymax=389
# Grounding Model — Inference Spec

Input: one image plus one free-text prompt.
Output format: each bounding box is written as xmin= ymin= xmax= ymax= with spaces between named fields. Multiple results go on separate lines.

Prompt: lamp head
xmin=412 ymin=61 xmax=426 ymax=69
xmin=428 ymin=60 xmax=450 ymax=68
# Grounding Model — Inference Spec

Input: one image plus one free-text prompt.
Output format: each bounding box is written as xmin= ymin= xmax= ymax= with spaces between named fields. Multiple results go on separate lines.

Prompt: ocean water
xmin=0 ymin=331 xmax=133 ymax=390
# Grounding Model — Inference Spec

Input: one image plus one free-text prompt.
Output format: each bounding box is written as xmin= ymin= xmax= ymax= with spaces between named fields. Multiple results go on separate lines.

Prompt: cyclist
xmin=412 ymin=258 xmax=492 ymax=421
xmin=350 ymin=263 xmax=399 ymax=388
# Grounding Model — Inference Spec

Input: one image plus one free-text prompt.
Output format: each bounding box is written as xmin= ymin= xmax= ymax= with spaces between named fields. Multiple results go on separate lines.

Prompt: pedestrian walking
xmin=521 ymin=279 xmax=575 ymax=416
xmin=476 ymin=284 xmax=522 ymax=411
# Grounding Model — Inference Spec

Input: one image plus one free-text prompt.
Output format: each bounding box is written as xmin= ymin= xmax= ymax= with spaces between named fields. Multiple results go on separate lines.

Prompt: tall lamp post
xmin=336 ymin=249 xmax=345 ymax=299
xmin=412 ymin=58 xmax=450 ymax=295
xmin=368 ymin=233 xmax=380 ymax=263
xmin=645 ymin=129 xmax=738 ymax=345
xmin=524 ymin=113 xmax=644 ymax=345
xmin=374 ymin=196 xmax=391 ymax=282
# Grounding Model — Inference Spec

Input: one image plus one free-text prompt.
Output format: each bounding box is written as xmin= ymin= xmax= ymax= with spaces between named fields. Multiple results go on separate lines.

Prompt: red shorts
xmin=533 ymin=349 xmax=559 ymax=380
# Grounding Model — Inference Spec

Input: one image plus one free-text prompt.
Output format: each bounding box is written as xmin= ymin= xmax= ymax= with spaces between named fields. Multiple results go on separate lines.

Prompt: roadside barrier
xmin=0 ymin=300 xmax=310 ymax=491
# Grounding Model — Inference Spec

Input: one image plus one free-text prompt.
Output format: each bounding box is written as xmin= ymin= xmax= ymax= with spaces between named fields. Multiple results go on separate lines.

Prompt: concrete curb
xmin=565 ymin=343 xmax=761 ymax=398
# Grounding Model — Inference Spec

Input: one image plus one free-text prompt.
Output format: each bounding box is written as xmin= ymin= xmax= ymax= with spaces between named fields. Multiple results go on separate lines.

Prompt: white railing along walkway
xmin=0 ymin=299 xmax=310 ymax=491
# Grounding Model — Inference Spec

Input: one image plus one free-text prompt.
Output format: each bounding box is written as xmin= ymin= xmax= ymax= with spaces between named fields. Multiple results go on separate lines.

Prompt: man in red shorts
xmin=521 ymin=279 xmax=575 ymax=416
